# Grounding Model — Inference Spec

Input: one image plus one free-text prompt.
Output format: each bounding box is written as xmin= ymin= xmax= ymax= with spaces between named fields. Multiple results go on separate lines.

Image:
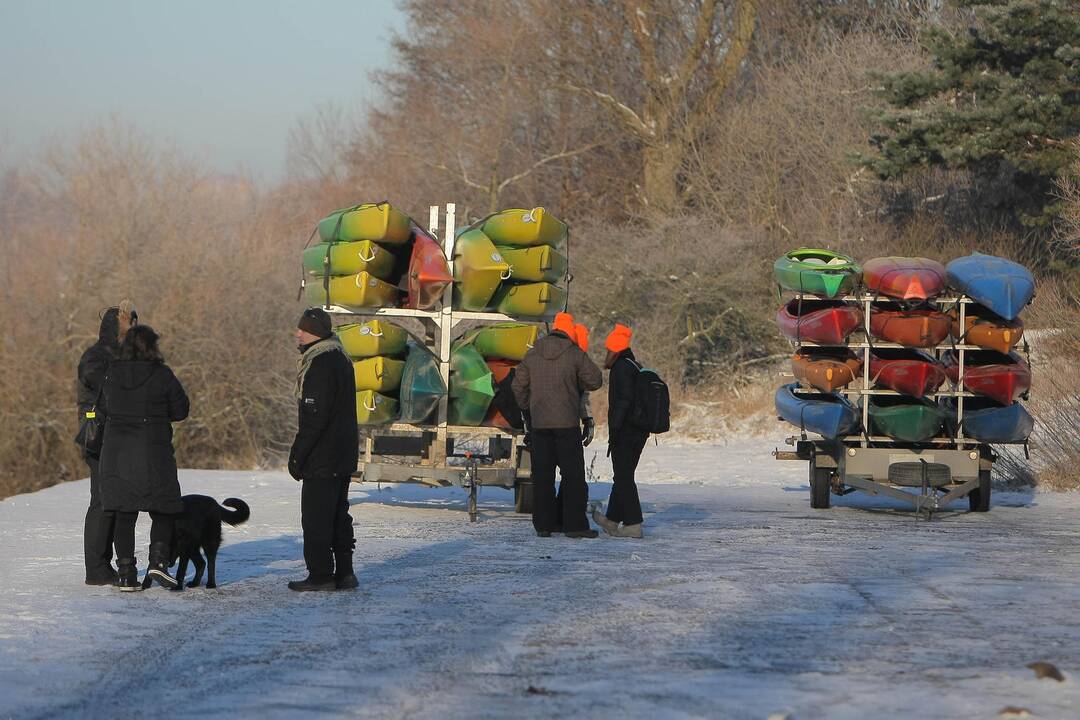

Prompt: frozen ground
xmin=2 ymin=438 xmax=1079 ymax=720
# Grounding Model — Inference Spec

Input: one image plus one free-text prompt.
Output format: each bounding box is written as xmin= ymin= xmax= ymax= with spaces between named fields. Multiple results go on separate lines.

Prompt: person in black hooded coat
xmin=75 ymin=301 xmax=137 ymax=585
xmin=99 ymin=324 xmax=189 ymax=591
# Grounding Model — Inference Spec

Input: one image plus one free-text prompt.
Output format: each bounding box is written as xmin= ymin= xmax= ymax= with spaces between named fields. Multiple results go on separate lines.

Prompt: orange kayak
xmin=406 ymin=228 xmax=453 ymax=310
xmin=869 ymin=304 xmax=951 ymax=348
xmin=792 ymin=348 xmax=863 ymax=392
xmin=863 ymin=257 xmax=947 ymax=301
xmin=949 ymin=305 xmax=1023 ymax=354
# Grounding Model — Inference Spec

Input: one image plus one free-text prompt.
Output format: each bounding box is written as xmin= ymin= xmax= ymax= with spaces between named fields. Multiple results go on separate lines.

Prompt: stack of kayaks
xmin=303 ymin=202 xmax=452 ymax=312
xmin=336 ymin=320 xmax=409 ymax=425
xmin=774 ymin=248 xmax=1036 ymax=446
xmin=453 ymin=323 xmax=539 ymax=428
xmin=453 ymin=207 xmax=568 ymax=318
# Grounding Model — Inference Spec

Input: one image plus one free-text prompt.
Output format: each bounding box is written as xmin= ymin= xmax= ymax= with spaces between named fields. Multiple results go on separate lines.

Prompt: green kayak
xmin=302 ymin=241 xmax=396 ymax=279
xmin=398 ymin=344 xmax=446 ymax=425
xmin=356 ymin=390 xmax=399 ymax=426
xmin=868 ymin=396 xmax=946 ymax=442
xmin=490 ymin=282 xmax=566 ymax=320
xmin=468 ymin=323 xmax=540 ymax=360
xmin=453 ymin=228 xmax=510 ymax=311
xmin=497 ymin=244 xmax=567 ymax=284
xmin=773 ymin=248 xmax=861 ymax=299
xmin=317 ymin=202 xmax=412 ymax=244
xmin=449 ymin=344 xmax=495 ymax=426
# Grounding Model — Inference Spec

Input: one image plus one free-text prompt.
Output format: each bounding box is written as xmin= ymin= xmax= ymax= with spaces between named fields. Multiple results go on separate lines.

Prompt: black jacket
xmin=99 ymin=360 xmax=190 ymax=513
xmin=608 ymin=349 xmax=647 ymax=442
xmin=289 ymin=344 xmax=359 ymax=480
xmin=76 ymin=309 xmax=120 ymax=419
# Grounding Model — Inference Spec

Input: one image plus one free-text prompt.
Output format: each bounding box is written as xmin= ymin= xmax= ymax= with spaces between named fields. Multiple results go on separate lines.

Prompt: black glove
xmin=523 ymin=432 xmax=531 ymax=448
xmin=288 ymin=457 xmax=302 ymax=481
xmin=582 ymin=418 xmax=595 ymax=447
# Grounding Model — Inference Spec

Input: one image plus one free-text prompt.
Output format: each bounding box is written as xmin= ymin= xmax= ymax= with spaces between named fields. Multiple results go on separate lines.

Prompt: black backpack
xmin=626 ymin=359 xmax=670 ymax=434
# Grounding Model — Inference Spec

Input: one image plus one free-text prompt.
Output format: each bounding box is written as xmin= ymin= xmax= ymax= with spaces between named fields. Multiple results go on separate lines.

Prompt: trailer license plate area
xmin=890 ymin=454 xmax=933 ymax=465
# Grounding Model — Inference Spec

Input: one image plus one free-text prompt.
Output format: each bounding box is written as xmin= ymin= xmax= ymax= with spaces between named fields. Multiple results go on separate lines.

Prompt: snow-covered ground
xmin=2 ymin=438 xmax=1079 ymax=720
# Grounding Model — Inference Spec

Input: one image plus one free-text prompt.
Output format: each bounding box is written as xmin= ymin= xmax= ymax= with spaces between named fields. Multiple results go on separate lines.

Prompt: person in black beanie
xmin=287 ymin=308 xmax=360 ymax=591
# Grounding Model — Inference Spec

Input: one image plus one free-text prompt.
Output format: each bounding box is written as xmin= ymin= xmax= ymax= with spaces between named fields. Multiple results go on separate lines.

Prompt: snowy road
xmin=2 ymin=439 xmax=1079 ymax=719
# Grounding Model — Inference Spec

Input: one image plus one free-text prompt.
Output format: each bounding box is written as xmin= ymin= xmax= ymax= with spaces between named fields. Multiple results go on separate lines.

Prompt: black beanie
xmin=298 ymin=307 xmax=333 ymax=339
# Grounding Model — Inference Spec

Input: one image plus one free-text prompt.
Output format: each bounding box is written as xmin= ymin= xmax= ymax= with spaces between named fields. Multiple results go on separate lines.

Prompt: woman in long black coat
xmin=99 ymin=324 xmax=189 ymax=591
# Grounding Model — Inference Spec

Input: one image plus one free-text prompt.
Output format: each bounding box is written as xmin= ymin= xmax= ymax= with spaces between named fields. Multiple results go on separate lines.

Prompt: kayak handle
xmin=357 ymin=248 xmax=377 ymax=263
xmin=523 ymin=209 xmax=537 ymax=223
xmin=363 ymin=398 xmax=377 ymax=412
xmin=526 ymin=342 xmax=534 ymax=349
xmin=369 ymin=329 xmax=384 ymax=337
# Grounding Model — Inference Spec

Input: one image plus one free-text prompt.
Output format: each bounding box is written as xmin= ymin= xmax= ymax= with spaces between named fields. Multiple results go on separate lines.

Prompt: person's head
xmin=573 ymin=323 xmax=589 ymax=352
xmin=604 ymin=323 xmax=632 ymax=369
xmin=296 ymin=307 xmax=333 ymax=350
xmin=98 ymin=299 xmax=138 ymax=347
xmin=117 ymin=299 xmax=138 ymax=339
xmin=552 ymin=311 xmax=575 ymax=337
xmin=119 ymin=324 xmax=164 ymax=363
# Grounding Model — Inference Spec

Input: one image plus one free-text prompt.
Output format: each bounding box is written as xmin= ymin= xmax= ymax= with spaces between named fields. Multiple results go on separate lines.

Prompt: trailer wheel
xmin=809 ymin=457 xmax=832 ymax=510
xmin=514 ymin=481 xmax=534 ymax=514
xmin=968 ymin=469 xmax=992 ymax=512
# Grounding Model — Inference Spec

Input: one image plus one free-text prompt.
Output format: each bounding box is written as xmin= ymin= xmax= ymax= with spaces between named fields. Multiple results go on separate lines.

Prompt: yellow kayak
xmin=453 ymin=229 xmax=510 ymax=311
xmin=497 ymin=244 xmax=567 ymax=284
xmin=491 ymin=282 xmax=567 ymax=319
xmin=302 ymin=241 xmax=396 ymax=279
xmin=482 ymin=207 xmax=567 ymax=247
xmin=353 ymin=357 xmax=406 ymax=393
xmin=335 ymin=321 xmax=408 ymax=358
xmin=356 ymin=390 xmax=398 ymax=425
xmin=318 ymin=202 xmax=412 ymax=245
xmin=305 ymin=271 xmax=400 ymax=309
xmin=471 ymin=323 xmax=539 ymax=361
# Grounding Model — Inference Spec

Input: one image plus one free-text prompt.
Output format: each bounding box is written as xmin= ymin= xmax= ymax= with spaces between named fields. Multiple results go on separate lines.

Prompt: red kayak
xmin=776 ymin=299 xmax=863 ymax=345
xmin=942 ymin=350 xmax=1030 ymax=405
xmin=484 ymin=359 xmax=519 ymax=429
xmin=405 ymin=228 xmax=454 ymax=310
xmin=868 ymin=348 xmax=946 ymax=398
xmin=868 ymin=304 xmax=951 ymax=348
xmin=863 ymin=257 xmax=947 ymax=301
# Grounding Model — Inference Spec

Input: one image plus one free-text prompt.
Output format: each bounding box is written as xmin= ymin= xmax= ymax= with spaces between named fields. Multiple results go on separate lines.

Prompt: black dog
xmin=142 ymin=495 xmax=249 ymax=590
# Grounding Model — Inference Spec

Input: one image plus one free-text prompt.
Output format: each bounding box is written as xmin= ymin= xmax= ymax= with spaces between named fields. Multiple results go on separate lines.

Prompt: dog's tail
xmin=220 ymin=498 xmax=250 ymax=526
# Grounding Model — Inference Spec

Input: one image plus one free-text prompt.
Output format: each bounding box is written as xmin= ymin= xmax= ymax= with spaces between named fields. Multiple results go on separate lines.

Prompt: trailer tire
xmin=514 ymin=481 xmax=534 ymax=514
xmin=968 ymin=469 xmax=992 ymax=512
xmin=810 ymin=458 xmax=831 ymax=509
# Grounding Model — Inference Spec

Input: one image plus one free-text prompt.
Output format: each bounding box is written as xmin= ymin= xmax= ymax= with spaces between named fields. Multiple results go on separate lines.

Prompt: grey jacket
xmin=512 ymin=331 xmax=602 ymax=429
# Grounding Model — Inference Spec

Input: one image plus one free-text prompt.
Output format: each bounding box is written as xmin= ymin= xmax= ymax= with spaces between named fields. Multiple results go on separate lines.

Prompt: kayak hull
xmin=943 ymin=397 xmax=1034 ymax=444
xmin=318 ymin=203 xmax=412 ymax=244
xmin=481 ymin=207 xmax=567 ymax=247
xmin=868 ymin=348 xmax=946 ymax=399
xmin=353 ymin=357 xmax=406 ymax=393
xmin=776 ymin=300 xmax=863 ymax=345
xmin=950 ymin=305 xmax=1023 ymax=354
xmin=305 ymin=271 xmax=400 ymax=309
xmin=775 ymin=384 xmax=859 ymax=439
xmin=868 ymin=305 xmax=951 ymax=348
xmin=398 ymin=345 xmax=446 ymax=425
xmin=471 ymin=323 xmax=539 ymax=361
xmin=302 ymin=241 xmax=395 ymax=279
xmin=335 ymin=321 xmax=408 ymax=359
xmin=862 ymin=257 xmax=947 ymax=301
xmin=453 ymin=229 xmax=510 ymax=311
xmin=356 ymin=390 xmax=399 ymax=426
xmin=791 ymin=348 xmax=863 ymax=392
xmin=492 ymin=282 xmax=567 ymax=320
xmin=407 ymin=230 xmax=453 ymax=310
xmin=942 ymin=351 xmax=1031 ymax=405
xmin=946 ymin=253 xmax=1035 ymax=321
xmin=498 ymin=244 xmax=568 ymax=284
xmin=773 ymin=248 xmax=861 ymax=299
xmin=868 ymin=396 xmax=946 ymax=442
xmin=449 ymin=345 xmax=495 ymax=426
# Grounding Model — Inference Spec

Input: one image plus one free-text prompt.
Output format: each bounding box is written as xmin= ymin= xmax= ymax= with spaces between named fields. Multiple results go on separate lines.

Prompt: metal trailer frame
xmin=307 ymin=204 xmax=538 ymax=520
xmin=774 ymin=292 xmax=1024 ymax=516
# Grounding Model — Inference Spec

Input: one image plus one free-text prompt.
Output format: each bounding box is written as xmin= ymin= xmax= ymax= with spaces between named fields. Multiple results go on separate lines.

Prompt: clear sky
xmin=0 ymin=0 xmax=403 ymax=181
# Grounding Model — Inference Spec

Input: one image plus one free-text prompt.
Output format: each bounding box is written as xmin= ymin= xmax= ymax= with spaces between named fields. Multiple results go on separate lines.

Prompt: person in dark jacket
xmin=287 ymin=308 xmax=359 ymax=592
xmin=513 ymin=312 xmax=603 ymax=538
xmin=75 ymin=300 xmax=137 ymax=585
xmin=99 ymin=324 xmax=189 ymax=590
xmin=593 ymin=324 xmax=647 ymax=538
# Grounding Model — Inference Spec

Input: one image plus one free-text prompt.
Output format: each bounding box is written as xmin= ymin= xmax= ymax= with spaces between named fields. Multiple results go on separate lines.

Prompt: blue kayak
xmin=946 ymin=252 xmax=1035 ymax=321
xmin=775 ymin=384 xmax=860 ymax=439
xmin=942 ymin=397 xmax=1034 ymax=444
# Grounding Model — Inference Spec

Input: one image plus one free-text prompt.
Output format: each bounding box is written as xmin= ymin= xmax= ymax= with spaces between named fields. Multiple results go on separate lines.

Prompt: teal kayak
xmin=449 ymin=344 xmax=495 ymax=426
xmin=398 ymin=345 xmax=446 ymax=425
xmin=773 ymin=248 xmax=861 ymax=298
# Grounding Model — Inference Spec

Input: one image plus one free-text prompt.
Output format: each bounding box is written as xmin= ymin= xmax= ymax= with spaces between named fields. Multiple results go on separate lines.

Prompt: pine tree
xmin=862 ymin=0 xmax=1080 ymax=227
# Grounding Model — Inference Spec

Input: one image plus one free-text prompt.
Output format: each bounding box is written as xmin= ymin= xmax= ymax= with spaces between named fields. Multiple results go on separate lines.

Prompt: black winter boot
xmin=146 ymin=542 xmax=179 ymax=589
xmin=334 ymin=552 xmax=358 ymax=590
xmin=287 ymin=575 xmax=336 ymax=592
xmin=115 ymin=559 xmax=141 ymax=592
xmin=86 ymin=565 xmax=118 ymax=586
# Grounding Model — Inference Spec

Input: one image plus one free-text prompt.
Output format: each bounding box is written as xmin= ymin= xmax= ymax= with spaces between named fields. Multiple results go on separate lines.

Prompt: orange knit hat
xmin=573 ymin=323 xmax=589 ymax=352
xmin=552 ymin=311 xmax=575 ymax=336
xmin=605 ymin=323 xmax=632 ymax=353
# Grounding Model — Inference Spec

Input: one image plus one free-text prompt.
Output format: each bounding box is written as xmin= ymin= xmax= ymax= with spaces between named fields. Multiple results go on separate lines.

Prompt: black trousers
xmin=83 ymin=457 xmax=116 ymax=578
xmin=112 ymin=511 xmax=175 ymax=560
xmin=301 ymin=475 xmax=355 ymax=578
xmin=606 ymin=432 xmax=648 ymax=526
xmin=531 ymin=428 xmax=589 ymax=533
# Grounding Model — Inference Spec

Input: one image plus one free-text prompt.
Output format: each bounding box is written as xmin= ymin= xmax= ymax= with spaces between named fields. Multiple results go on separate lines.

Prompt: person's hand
xmin=582 ymin=418 xmax=595 ymax=447
xmin=523 ymin=432 xmax=531 ymax=448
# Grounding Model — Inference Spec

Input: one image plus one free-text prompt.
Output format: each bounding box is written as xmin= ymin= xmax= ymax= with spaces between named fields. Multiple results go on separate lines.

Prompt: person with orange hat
xmin=572 ymin=324 xmax=595 ymax=448
xmin=594 ymin=323 xmax=647 ymax=538
xmin=513 ymin=311 xmax=603 ymax=538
